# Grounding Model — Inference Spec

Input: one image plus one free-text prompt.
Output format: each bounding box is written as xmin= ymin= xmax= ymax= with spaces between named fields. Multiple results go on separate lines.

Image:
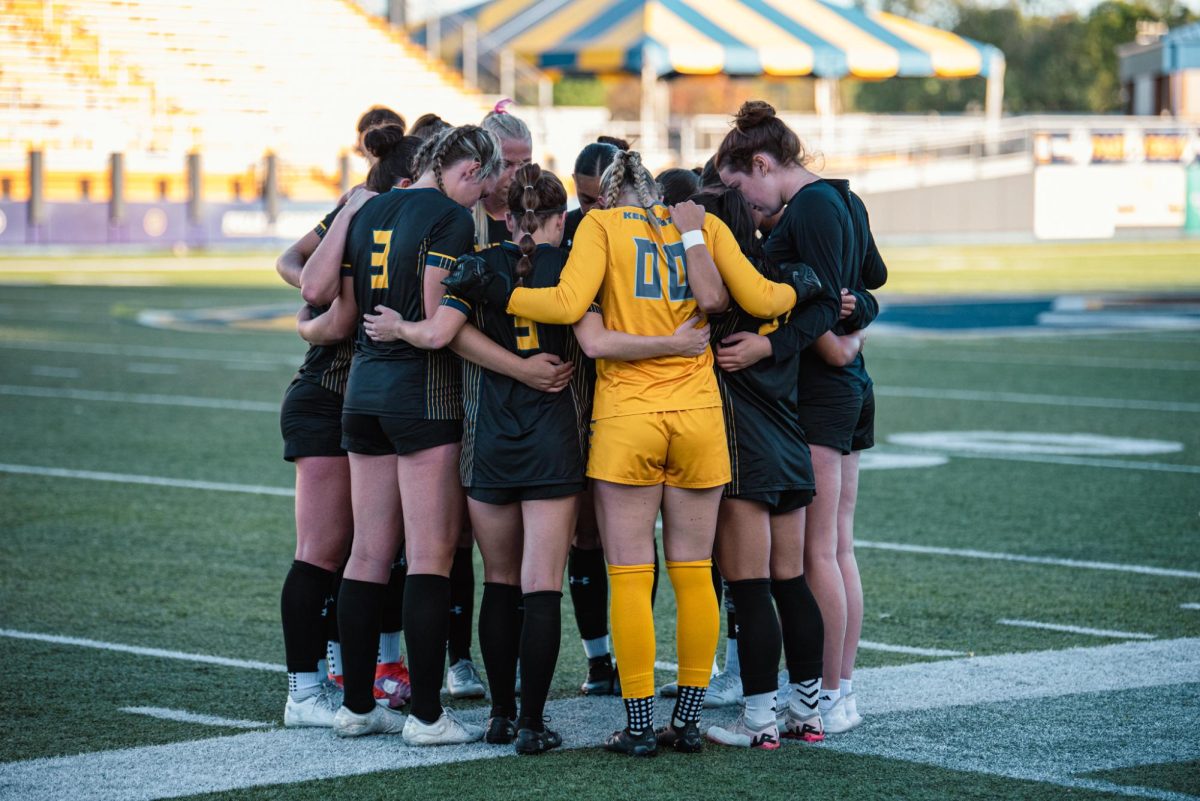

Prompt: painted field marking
xmin=0 ymin=384 xmax=277 ymax=412
xmin=0 ymin=629 xmax=285 ymax=671
xmin=858 ymin=640 xmax=964 ymax=658
xmin=872 ymin=347 xmax=1200 ymax=373
xmin=120 ymin=707 xmax=273 ymax=730
xmin=888 ymin=431 xmax=1182 ymax=457
xmin=126 ymin=363 xmax=181 ymax=375
xmin=878 ymin=385 xmax=1200 ymax=414
xmin=914 ymin=449 xmax=1200 ymax=475
xmin=30 ymin=366 xmax=80 ymax=379
xmin=223 ymin=362 xmax=277 ymax=372
xmin=0 ymin=464 xmax=294 ymax=498
xmin=1 ymin=638 xmax=1196 ymax=801
xmin=1182 ymin=603 xmax=1200 ymax=610
xmin=997 ymin=619 xmax=1156 ymax=640
xmin=653 ymin=660 xmax=677 ymax=671
xmin=856 ymin=539 xmax=1200 ymax=580
xmin=0 ymin=339 xmax=298 ymax=366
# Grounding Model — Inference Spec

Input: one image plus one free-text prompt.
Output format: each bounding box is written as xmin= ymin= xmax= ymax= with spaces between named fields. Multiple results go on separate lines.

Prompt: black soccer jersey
xmin=293 ymin=204 xmax=352 ymax=395
xmin=475 ymin=215 xmax=511 ymax=250
xmin=562 ymin=208 xmax=585 ymax=250
xmin=341 ymin=187 xmax=475 ymax=419
xmin=443 ymin=242 xmax=589 ymax=489
xmin=711 ymin=266 xmax=837 ymax=497
xmin=763 ymin=179 xmax=885 ymax=399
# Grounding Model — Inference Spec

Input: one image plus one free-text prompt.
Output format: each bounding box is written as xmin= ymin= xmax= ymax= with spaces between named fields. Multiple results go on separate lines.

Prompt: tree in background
xmin=852 ymin=0 xmax=1196 ymax=114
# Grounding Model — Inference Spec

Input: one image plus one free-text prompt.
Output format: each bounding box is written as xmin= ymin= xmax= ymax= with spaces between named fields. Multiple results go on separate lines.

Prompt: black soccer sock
xmin=772 ymin=574 xmax=824 ymax=683
xmin=567 ymin=546 xmax=608 ymax=642
xmin=324 ymin=570 xmax=342 ymax=675
xmin=336 ymin=577 xmax=385 ymax=714
xmin=518 ymin=591 xmax=562 ymax=731
xmin=478 ymin=582 xmax=522 ymax=720
xmin=281 ymin=560 xmax=335 ymax=674
xmin=404 ymin=573 xmax=451 ymax=723
xmin=726 ymin=579 xmax=781 ymax=697
xmin=672 ymin=685 xmax=706 ymax=728
xmin=447 ymin=546 xmax=475 ymax=664
xmin=712 ymin=563 xmax=724 ymax=608
xmin=381 ymin=549 xmax=407 ymax=643
xmin=650 ymin=549 xmax=661 ymax=607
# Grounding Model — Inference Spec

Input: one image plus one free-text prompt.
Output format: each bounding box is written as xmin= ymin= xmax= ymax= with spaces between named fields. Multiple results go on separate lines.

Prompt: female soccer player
xmin=448 ymin=149 xmax=814 ymax=756
xmin=275 ymin=122 xmax=417 ymax=727
xmin=716 ymin=100 xmax=886 ymax=734
xmin=475 ymin=100 xmax=533 ymax=248
xmin=296 ymin=125 xmax=503 ymax=744
xmin=562 ymin=140 xmax=621 ymax=251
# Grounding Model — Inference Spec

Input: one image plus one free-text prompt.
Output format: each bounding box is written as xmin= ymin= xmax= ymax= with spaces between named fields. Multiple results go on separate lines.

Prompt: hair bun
xmin=734 ymin=100 xmax=777 ymax=131
xmin=363 ymin=123 xmax=407 ymax=159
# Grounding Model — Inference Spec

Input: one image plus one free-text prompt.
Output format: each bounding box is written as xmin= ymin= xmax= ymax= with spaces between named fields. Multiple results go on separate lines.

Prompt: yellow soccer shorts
xmin=587 ymin=406 xmax=731 ymax=489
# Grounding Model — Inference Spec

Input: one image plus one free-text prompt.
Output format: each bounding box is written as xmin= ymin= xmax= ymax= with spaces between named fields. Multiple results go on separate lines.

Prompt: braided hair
xmin=506 ymin=163 xmax=567 ymax=286
xmin=599 ymin=149 xmax=663 ymax=231
xmin=413 ymin=124 xmax=502 ymax=196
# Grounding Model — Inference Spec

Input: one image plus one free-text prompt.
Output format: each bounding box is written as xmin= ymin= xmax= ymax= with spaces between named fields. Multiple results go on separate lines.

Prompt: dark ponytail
xmin=715 ymin=100 xmax=812 ymax=175
xmin=364 ymin=127 xmax=422 ymax=192
xmin=506 ymin=163 xmax=567 ymax=286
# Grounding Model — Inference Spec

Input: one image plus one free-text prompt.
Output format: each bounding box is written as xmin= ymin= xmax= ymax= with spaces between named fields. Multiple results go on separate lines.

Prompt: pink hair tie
xmin=493 ymin=98 xmax=514 ymax=115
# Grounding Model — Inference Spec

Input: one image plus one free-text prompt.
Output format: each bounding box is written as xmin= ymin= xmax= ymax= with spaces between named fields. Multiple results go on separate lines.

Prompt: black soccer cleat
xmin=604 ymin=727 xmax=658 ymax=757
xmin=484 ymin=715 xmax=516 ymax=744
xmin=581 ymin=655 xmax=616 ymax=695
xmin=514 ymin=726 xmax=563 ymax=755
xmin=656 ymin=720 xmax=704 ymax=753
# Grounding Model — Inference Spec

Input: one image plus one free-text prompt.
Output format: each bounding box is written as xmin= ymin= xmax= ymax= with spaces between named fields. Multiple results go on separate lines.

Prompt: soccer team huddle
xmin=275 ymin=97 xmax=884 ymax=756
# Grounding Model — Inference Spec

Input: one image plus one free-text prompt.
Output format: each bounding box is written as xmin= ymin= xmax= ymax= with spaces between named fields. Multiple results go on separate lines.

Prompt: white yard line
xmin=857 ymin=640 xmax=964 ymax=658
xmin=0 ymin=339 xmax=297 ymax=366
xmin=878 ymin=385 xmax=1200 ymax=414
xmin=0 ymin=638 xmax=1195 ymax=801
xmin=901 ymin=448 xmax=1200 ymax=475
xmin=0 ymin=464 xmax=294 ymax=497
xmin=1181 ymin=603 xmax=1200 ymax=610
xmin=0 ymin=629 xmax=285 ymax=671
xmin=653 ymin=660 xmax=677 ymax=671
xmin=873 ymin=347 xmax=1200 ymax=373
xmin=120 ymin=707 xmax=273 ymax=730
xmin=30 ymin=366 xmax=81 ymax=379
xmin=0 ymin=384 xmax=277 ymax=412
xmin=126 ymin=363 xmax=181 ymax=375
xmin=856 ymin=539 xmax=1200 ymax=580
xmin=997 ymin=619 xmax=1156 ymax=640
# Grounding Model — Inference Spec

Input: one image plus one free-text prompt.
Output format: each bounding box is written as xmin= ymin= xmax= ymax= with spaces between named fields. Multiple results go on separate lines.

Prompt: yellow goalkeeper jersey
xmin=506 ymin=204 xmax=796 ymax=420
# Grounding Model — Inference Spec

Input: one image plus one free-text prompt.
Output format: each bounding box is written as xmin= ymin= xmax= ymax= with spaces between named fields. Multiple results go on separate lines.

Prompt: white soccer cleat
xmin=402 ymin=707 xmax=485 ymax=746
xmin=842 ymin=692 xmax=863 ymax=728
xmin=706 ymin=711 xmax=781 ymax=750
xmin=283 ymin=681 xmax=343 ymax=728
xmin=820 ymin=697 xmax=854 ymax=734
xmin=702 ymin=670 xmax=744 ymax=708
xmin=331 ymin=704 xmax=407 ymax=737
xmin=777 ymin=706 xmax=825 ymax=742
xmin=444 ymin=659 xmax=486 ymax=699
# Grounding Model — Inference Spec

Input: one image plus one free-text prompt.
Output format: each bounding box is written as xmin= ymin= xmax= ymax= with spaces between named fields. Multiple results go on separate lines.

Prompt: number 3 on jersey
xmin=370 ymin=229 xmax=391 ymax=289
xmin=633 ymin=238 xmax=692 ymax=301
xmin=513 ymin=315 xmax=540 ymax=352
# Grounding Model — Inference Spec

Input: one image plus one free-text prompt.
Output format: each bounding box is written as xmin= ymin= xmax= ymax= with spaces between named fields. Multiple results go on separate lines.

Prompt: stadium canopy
xmin=413 ymin=0 xmax=1006 ymax=139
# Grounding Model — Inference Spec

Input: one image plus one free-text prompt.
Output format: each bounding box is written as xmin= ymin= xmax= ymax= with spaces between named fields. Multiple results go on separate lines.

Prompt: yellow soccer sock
xmin=607 ymin=563 xmax=656 ymax=699
xmin=667 ymin=559 xmax=720 ymax=689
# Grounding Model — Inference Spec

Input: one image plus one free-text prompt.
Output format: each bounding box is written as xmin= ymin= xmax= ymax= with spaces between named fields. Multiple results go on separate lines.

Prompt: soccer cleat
xmin=485 ymin=715 xmax=517 ymax=744
xmin=331 ymin=704 xmax=407 ymax=737
xmin=581 ymin=654 xmax=616 ymax=695
xmin=444 ymin=659 xmax=486 ymax=699
xmin=820 ymin=697 xmax=854 ymax=735
xmin=842 ymin=692 xmax=863 ymax=728
xmin=658 ymin=680 xmax=679 ymax=698
xmin=514 ymin=726 xmax=563 ymax=755
xmin=778 ymin=706 xmax=825 ymax=742
xmin=402 ymin=707 xmax=485 ymax=746
xmin=702 ymin=671 xmax=743 ymax=708
xmin=283 ymin=681 xmax=343 ymax=728
xmin=706 ymin=712 xmax=781 ymax=750
xmin=373 ymin=659 xmax=411 ymax=709
xmin=604 ymin=727 xmax=658 ymax=757
xmin=655 ymin=720 xmax=704 ymax=753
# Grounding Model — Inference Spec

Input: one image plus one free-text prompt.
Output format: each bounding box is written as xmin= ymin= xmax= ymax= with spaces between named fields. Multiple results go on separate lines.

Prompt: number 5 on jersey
xmin=633 ymin=238 xmax=692 ymax=301
xmin=370 ymin=229 xmax=391 ymax=289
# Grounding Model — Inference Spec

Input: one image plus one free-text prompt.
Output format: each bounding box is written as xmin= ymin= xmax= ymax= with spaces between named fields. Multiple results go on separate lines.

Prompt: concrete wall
xmin=857 ymin=172 xmax=1036 ymax=241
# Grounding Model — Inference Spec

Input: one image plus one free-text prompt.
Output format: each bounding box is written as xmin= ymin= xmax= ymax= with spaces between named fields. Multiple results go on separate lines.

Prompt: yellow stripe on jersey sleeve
xmin=425 ymin=251 xmax=458 ymax=271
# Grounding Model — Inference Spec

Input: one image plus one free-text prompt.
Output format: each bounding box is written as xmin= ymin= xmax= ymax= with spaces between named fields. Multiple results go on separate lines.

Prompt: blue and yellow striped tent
xmin=414 ymin=0 xmax=1003 ymax=80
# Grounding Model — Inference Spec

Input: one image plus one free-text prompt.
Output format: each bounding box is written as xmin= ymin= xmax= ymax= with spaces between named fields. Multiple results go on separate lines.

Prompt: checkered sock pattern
xmin=623 ymin=696 xmax=655 ymax=734
xmin=672 ymin=685 xmax=706 ymax=728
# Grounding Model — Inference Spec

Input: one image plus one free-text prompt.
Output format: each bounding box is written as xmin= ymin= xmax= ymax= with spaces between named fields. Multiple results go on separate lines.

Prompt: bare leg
xmin=521 ymin=495 xmax=577 ymax=593
xmin=398 ymin=443 xmax=463 ymax=577
xmin=837 ymin=451 xmax=863 ymax=683
xmin=344 ymin=454 xmax=403 ymax=583
xmin=294 ymin=455 xmax=353 ymax=570
xmin=805 ymin=445 xmax=845 ymax=695
xmin=714 ymin=497 xmax=769 ymax=582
